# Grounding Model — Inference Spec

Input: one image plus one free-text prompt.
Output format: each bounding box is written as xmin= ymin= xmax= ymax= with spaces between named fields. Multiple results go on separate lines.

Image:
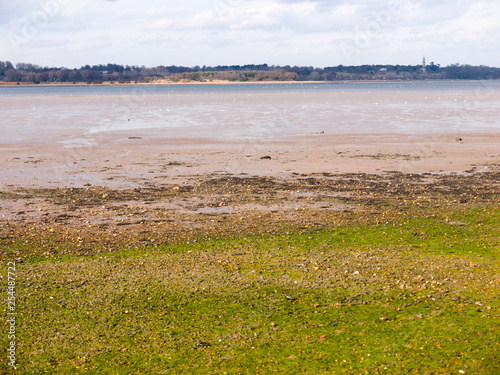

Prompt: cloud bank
xmin=1 ymin=0 xmax=499 ymax=68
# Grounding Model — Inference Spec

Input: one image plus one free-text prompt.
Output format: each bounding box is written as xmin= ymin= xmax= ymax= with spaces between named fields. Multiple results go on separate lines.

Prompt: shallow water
xmin=1 ymin=81 xmax=499 ymax=147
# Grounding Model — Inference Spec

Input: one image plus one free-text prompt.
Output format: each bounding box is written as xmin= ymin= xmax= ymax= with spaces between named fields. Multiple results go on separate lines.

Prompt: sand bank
xmin=1 ymin=132 xmax=499 ymax=189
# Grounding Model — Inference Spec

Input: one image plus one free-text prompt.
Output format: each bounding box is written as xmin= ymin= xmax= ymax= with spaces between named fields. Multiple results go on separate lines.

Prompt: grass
xmin=2 ymin=204 xmax=499 ymax=374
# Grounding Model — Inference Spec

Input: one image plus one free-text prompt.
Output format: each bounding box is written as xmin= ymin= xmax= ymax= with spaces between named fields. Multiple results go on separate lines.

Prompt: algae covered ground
xmin=1 ymin=172 xmax=499 ymax=374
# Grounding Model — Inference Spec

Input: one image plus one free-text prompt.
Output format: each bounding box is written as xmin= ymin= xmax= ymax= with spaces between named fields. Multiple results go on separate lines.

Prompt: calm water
xmin=1 ymin=81 xmax=499 ymax=146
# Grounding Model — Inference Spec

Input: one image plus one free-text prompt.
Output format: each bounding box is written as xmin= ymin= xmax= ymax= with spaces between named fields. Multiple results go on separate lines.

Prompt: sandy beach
xmin=2 ymin=81 xmax=499 ymax=191
xmin=1 ymin=132 xmax=499 ymax=189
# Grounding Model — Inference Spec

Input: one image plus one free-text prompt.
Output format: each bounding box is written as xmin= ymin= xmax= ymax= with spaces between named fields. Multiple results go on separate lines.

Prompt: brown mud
xmin=1 ymin=172 xmax=499 ymax=261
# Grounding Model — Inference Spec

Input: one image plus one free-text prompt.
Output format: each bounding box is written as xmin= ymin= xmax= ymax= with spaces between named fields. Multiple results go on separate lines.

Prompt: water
xmin=1 ymin=81 xmax=499 ymax=146
xmin=1 ymin=80 xmax=497 ymax=97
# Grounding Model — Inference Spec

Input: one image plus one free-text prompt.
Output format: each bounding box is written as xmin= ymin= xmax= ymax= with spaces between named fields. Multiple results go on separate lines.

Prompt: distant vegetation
xmin=1 ymin=61 xmax=500 ymax=84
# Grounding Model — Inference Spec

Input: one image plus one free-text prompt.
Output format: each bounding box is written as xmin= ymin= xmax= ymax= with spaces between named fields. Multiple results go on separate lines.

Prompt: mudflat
xmin=1 ymin=128 xmax=499 ymax=257
xmin=1 ymin=132 xmax=500 ymax=189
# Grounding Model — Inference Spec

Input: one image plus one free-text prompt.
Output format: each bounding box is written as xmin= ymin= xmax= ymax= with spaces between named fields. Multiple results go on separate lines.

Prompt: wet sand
xmin=2 ymin=82 xmax=499 ymax=190
xmin=1 ymin=132 xmax=499 ymax=189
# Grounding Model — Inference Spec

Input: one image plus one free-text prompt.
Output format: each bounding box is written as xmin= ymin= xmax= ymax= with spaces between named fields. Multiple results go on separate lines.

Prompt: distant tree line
xmin=1 ymin=61 xmax=499 ymax=84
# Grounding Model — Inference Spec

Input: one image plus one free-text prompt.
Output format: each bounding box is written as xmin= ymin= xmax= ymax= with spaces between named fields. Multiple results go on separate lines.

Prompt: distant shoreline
xmin=0 ymin=80 xmax=332 ymax=87
xmin=1 ymin=78 xmax=498 ymax=88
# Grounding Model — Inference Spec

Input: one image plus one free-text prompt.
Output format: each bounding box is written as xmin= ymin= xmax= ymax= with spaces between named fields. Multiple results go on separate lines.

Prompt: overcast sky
xmin=1 ymin=0 xmax=499 ymax=68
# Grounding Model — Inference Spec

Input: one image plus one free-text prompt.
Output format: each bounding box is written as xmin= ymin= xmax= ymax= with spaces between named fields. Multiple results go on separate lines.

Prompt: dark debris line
xmin=4 ymin=172 xmax=499 ymax=206
xmin=0 ymin=172 xmax=499 ymax=260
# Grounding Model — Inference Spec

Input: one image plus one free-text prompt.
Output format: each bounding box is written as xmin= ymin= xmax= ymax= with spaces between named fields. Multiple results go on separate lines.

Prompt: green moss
xmin=3 ymin=203 xmax=499 ymax=374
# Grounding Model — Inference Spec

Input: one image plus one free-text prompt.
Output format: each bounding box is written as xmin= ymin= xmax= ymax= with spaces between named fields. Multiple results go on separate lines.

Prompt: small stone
xmin=260 ymin=156 xmax=272 ymax=160
xmin=196 ymin=341 xmax=211 ymax=348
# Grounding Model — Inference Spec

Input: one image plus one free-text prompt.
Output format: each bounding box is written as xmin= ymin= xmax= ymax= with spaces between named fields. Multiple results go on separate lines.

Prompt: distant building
xmin=421 ymin=56 xmax=426 ymax=73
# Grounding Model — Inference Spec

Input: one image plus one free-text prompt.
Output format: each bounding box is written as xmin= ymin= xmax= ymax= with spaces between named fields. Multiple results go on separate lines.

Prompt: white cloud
xmin=0 ymin=0 xmax=499 ymax=67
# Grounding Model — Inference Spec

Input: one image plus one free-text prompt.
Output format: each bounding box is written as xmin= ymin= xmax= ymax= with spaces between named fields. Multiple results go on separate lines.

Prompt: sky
xmin=1 ymin=0 xmax=499 ymax=69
